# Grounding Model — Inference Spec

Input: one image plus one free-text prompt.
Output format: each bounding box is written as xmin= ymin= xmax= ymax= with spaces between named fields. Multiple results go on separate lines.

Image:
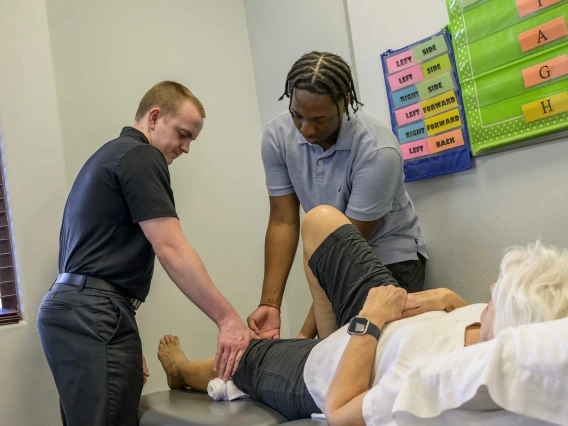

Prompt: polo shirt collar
xmin=120 ymin=127 xmax=151 ymax=145
xmin=296 ymin=114 xmax=355 ymax=151
xmin=335 ymin=114 xmax=356 ymax=151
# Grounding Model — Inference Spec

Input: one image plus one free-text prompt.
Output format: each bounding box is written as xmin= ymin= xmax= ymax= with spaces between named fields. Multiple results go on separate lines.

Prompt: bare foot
xmin=158 ymin=335 xmax=187 ymax=390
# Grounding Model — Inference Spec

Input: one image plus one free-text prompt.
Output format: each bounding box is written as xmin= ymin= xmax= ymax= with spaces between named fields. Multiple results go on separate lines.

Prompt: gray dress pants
xmin=37 ymin=283 xmax=143 ymax=426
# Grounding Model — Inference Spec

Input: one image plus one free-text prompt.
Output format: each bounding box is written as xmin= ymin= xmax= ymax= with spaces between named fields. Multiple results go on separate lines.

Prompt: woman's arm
xmin=401 ymin=288 xmax=467 ymax=319
xmin=324 ymin=286 xmax=407 ymax=426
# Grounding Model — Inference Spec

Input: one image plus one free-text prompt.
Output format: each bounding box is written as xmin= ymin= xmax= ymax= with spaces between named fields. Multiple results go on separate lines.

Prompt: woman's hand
xmin=401 ymin=288 xmax=467 ymax=319
xmin=359 ymin=285 xmax=407 ymax=328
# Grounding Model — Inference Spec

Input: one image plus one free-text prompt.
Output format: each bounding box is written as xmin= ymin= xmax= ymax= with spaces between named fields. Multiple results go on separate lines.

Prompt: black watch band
xmin=364 ymin=321 xmax=381 ymax=340
xmin=347 ymin=316 xmax=381 ymax=340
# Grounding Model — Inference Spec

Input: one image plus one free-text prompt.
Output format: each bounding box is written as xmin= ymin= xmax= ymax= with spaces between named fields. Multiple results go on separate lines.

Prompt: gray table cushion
xmin=282 ymin=420 xmax=328 ymax=425
xmin=139 ymin=389 xmax=288 ymax=426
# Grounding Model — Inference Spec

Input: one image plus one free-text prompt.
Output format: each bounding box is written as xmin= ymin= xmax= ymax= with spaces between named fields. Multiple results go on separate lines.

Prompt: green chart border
xmin=447 ymin=0 xmax=568 ymax=155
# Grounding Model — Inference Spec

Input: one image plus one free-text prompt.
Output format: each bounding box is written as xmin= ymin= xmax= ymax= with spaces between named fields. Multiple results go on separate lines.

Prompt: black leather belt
xmin=55 ymin=273 xmax=143 ymax=311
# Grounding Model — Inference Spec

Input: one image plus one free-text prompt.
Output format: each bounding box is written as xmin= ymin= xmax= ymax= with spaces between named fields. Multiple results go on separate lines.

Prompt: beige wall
xmin=46 ymin=0 xmax=266 ymax=395
xmin=0 ymin=1 xmax=69 ymax=425
xmin=347 ymin=0 xmax=568 ymax=302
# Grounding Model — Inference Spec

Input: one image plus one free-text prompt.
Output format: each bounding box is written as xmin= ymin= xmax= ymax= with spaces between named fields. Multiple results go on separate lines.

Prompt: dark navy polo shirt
xmin=58 ymin=127 xmax=178 ymax=300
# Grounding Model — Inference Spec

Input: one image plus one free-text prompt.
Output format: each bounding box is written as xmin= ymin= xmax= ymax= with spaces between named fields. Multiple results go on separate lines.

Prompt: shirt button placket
xmin=316 ymin=159 xmax=324 ymax=182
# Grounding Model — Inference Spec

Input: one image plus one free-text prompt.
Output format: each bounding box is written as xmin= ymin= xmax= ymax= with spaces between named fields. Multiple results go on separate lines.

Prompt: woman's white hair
xmin=492 ymin=241 xmax=568 ymax=336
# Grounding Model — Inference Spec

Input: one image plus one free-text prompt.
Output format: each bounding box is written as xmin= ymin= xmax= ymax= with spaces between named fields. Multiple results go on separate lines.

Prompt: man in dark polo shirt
xmin=37 ymin=81 xmax=253 ymax=426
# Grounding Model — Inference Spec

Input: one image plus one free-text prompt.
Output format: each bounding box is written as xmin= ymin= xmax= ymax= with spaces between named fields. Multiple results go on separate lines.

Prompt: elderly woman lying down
xmin=157 ymin=207 xmax=568 ymax=425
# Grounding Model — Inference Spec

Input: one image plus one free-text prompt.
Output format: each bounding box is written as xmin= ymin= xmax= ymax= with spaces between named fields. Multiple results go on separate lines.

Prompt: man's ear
xmin=148 ymin=107 xmax=161 ymax=130
xmin=343 ymin=96 xmax=351 ymax=112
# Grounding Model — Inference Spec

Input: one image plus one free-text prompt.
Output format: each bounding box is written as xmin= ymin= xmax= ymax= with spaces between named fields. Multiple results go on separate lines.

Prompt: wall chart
xmin=381 ymin=29 xmax=472 ymax=182
xmin=448 ymin=0 xmax=568 ymax=155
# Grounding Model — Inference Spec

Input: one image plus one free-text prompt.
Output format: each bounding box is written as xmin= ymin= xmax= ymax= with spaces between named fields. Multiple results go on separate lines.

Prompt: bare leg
xmin=157 ymin=335 xmax=217 ymax=392
xmin=301 ymin=205 xmax=352 ymax=338
xmin=303 ymin=256 xmax=337 ymax=338
xmin=297 ymin=302 xmax=318 ymax=338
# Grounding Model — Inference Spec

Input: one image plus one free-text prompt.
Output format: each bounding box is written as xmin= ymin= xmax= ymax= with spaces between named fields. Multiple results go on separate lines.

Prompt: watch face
xmin=348 ymin=317 xmax=368 ymax=334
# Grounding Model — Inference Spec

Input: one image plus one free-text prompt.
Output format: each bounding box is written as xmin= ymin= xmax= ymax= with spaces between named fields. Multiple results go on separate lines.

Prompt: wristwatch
xmin=347 ymin=316 xmax=381 ymax=340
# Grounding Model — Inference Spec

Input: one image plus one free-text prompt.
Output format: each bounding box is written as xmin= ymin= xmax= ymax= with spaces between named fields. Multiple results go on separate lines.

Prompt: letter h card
xmin=381 ymin=27 xmax=472 ymax=182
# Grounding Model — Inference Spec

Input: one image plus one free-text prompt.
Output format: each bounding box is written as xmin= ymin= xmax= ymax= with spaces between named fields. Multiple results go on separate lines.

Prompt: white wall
xmin=346 ymin=0 xmax=450 ymax=124
xmin=46 ymin=0 xmax=266 ymax=394
xmin=0 ymin=1 xmax=69 ymax=425
xmin=347 ymin=0 xmax=568 ymax=302
xmin=244 ymin=0 xmax=353 ymax=335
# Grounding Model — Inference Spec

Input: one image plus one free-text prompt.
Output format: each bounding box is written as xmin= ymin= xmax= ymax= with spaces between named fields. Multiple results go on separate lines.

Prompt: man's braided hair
xmin=279 ymin=51 xmax=363 ymax=120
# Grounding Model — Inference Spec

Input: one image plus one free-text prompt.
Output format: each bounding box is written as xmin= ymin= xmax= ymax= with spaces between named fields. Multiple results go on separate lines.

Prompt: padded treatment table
xmin=283 ymin=420 xmax=328 ymax=425
xmin=139 ymin=389 xmax=289 ymax=426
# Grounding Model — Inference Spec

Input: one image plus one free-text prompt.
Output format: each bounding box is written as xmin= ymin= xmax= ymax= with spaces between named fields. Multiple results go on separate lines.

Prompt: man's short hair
xmin=493 ymin=241 xmax=568 ymax=336
xmin=135 ymin=81 xmax=206 ymax=121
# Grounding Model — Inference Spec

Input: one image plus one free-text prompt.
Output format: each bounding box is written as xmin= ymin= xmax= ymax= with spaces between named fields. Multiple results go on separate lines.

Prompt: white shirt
xmin=303 ymin=304 xmax=487 ymax=425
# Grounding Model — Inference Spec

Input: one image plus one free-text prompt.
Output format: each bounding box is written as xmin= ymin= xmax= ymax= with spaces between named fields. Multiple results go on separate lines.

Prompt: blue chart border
xmin=381 ymin=26 xmax=472 ymax=183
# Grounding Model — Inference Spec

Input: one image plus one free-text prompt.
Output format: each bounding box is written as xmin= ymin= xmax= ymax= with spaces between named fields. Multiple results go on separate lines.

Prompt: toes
xmin=159 ymin=335 xmax=181 ymax=350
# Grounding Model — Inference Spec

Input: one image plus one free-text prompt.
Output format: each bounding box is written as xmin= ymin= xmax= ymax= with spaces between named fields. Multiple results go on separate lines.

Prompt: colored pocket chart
xmin=382 ymin=29 xmax=472 ymax=182
xmin=448 ymin=0 xmax=568 ymax=155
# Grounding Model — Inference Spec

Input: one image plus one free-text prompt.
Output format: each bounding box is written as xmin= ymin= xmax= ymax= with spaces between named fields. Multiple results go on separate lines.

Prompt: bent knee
xmin=301 ymin=206 xmax=343 ymax=235
xmin=301 ymin=206 xmax=350 ymax=251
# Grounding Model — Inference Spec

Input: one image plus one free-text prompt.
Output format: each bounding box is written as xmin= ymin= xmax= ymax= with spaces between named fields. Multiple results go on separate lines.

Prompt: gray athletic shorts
xmin=234 ymin=224 xmax=426 ymax=420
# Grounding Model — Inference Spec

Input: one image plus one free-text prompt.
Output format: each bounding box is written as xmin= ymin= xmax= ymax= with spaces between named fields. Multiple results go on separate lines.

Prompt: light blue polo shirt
xmin=261 ymin=111 xmax=427 ymax=265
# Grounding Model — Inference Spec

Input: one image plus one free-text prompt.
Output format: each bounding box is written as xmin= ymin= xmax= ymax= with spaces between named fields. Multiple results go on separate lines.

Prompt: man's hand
xmin=401 ymin=288 xmax=467 ymax=319
xmin=247 ymin=305 xmax=281 ymax=339
xmin=215 ymin=316 xmax=256 ymax=382
xmin=142 ymin=354 xmax=150 ymax=386
xmin=359 ymin=285 xmax=407 ymax=328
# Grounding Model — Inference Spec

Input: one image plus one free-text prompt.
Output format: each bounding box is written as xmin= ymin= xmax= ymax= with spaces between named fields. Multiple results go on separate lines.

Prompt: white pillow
xmin=394 ymin=407 xmax=559 ymax=426
xmin=391 ymin=317 xmax=568 ymax=426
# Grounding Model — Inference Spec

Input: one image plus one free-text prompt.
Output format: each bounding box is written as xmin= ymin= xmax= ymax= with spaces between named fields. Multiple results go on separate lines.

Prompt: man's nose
xmin=300 ymin=122 xmax=315 ymax=137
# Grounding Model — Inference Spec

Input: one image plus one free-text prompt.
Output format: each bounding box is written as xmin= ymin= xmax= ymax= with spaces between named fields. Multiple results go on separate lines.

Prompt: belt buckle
xmin=130 ymin=298 xmax=142 ymax=311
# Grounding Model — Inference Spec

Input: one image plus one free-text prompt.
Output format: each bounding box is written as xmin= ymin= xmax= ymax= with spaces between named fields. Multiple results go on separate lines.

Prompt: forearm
xmin=325 ymin=285 xmax=405 ymax=425
xmin=324 ymin=318 xmax=384 ymax=426
xmin=157 ymin=242 xmax=238 ymax=327
xmin=325 ymin=333 xmax=378 ymax=408
xmin=261 ymin=220 xmax=300 ymax=307
xmin=442 ymin=288 xmax=468 ymax=311
xmin=298 ymin=303 xmax=318 ymax=338
xmin=402 ymin=288 xmax=469 ymax=319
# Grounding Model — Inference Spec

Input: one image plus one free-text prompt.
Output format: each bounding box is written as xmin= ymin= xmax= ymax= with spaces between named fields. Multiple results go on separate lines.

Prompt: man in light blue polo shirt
xmin=247 ymin=51 xmax=427 ymax=340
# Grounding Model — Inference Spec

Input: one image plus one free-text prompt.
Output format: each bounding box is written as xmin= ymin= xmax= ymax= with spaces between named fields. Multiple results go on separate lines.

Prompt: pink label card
xmin=401 ymin=139 xmax=429 ymax=160
xmin=386 ymin=51 xmax=417 ymax=74
xmin=388 ymin=65 xmax=425 ymax=91
xmin=395 ymin=102 xmax=424 ymax=126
